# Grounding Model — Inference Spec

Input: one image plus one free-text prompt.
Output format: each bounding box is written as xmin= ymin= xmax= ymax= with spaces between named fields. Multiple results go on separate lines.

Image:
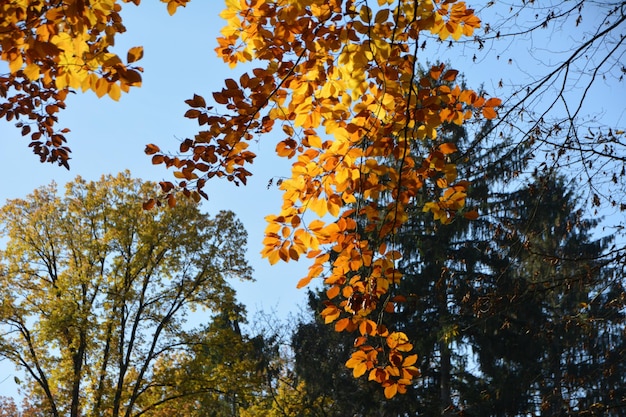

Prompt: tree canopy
xmin=0 ymin=171 xmax=256 ymax=417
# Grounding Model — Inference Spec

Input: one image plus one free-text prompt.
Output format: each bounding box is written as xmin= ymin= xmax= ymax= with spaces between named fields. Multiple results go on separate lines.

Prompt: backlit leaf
xmin=384 ymin=383 xmax=398 ymax=399
xmin=439 ymin=142 xmax=458 ymax=155
xmin=127 ymin=46 xmax=144 ymax=63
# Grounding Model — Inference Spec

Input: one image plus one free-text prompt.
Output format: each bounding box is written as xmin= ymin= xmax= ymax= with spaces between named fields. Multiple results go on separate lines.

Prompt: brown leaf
xmin=144 ymin=144 xmax=160 ymax=155
xmin=127 ymin=46 xmax=144 ymax=64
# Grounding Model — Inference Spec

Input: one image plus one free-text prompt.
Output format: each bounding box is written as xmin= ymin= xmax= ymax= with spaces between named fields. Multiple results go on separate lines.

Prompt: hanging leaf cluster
xmin=0 ymin=0 xmax=190 ymax=167
xmin=146 ymin=0 xmax=501 ymax=397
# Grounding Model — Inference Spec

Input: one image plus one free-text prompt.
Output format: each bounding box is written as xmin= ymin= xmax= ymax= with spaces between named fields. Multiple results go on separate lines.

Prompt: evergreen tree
xmin=292 ymin=114 xmax=527 ymax=416
xmin=291 ymin=126 xmax=625 ymax=416
xmin=468 ymin=173 xmax=625 ymax=416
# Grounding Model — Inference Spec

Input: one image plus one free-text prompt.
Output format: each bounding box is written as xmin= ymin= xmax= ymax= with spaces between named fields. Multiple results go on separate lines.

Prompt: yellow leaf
xmin=267 ymin=249 xmax=281 ymax=265
xmin=308 ymin=197 xmax=328 ymax=217
xmin=327 ymin=195 xmax=342 ymax=217
xmin=308 ymin=134 xmax=323 ymax=148
xmin=167 ymin=1 xmax=178 ymax=15
xmin=321 ymin=305 xmax=340 ymax=324
xmin=353 ymin=362 xmax=368 ymax=378
xmin=108 ymin=82 xmax=121 ymax=101
xmin=94 ymin=78 xmax=108 ymax=98
xmin=8 ymin=54 xmax=23 ymax=73
xmin=23 ymin=64 xmax=40 ymax=80
xmin=224 ymin=0 xmax=243 ymax=12
xmin=387 ymin=332 xmax=410 ymax=349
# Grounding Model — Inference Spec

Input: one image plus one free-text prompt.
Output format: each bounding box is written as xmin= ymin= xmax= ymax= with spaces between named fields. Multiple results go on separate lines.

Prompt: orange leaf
xmin=127 ymin=46 xmax=144 ymax=63
xmin=296 ymin=275 xmax=313 ymax=288
xmin=335 ymin=317 xmax=350 ymax=332
xmin=438 ymin=142 xmax=457 ymax=155
xmin=327 ymin=285 xmax=340 ymax=299
xmin=359 ymin=320 xmax=377 ymax=336
xmin=369 ymin=368 xmax=387 ymax=383
xmin=354 ymin=336 xmax=368 ymax=347
xmin=482 ymin=106 xmax=498 ymax=119
xmin=463 ymin=210 xmax=479 ymax=220
xmin=485 ymin=97 xmax=502 ymax=107
xmin=166 ymin=0 xmax=178 ymax=15
xmin=430 ymin=63 xmax=445 ymax=80
xmin=442 ymin=69 xmax=459 ymax=81
xmin=384 ymin=383 xmax=398 ymax=399
xmin=402 ymin=354 xmax=418 ymax=367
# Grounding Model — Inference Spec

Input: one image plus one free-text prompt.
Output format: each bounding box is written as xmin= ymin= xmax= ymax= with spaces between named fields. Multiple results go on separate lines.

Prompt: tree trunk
xmin=439 ymin=339 xmax=453 ymax=416
xmin=438 ymin=272 xmax=453 ymax=416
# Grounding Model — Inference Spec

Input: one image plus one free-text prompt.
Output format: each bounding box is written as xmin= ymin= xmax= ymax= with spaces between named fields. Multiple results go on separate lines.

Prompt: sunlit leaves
xmin=127 ymin=46 xmax=144 ymax=64
xmin=0 ymin=0 xmax=172 ymax=166
xmin=162 ymin=0 xmax=191 ymax=15
xmin=0 ymin=172 xmax=253 ymax=416
xmin=146 ymin=0 xmax=501 ymax=397
xmin=346 ymin=331 xmax=421 ymax=398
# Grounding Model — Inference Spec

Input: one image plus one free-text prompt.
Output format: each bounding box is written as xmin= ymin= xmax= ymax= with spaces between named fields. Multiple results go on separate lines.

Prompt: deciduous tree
xmin=0 ymin=171 xmax=253 ymax=417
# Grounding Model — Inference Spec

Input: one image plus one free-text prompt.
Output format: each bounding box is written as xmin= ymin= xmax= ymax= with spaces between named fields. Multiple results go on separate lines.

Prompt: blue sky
xmin=0 ymin=0 xmax=624 ymax=400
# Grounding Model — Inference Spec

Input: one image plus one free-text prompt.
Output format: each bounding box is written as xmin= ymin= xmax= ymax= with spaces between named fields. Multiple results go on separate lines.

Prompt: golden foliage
xmin=0 ymin=0 xmax=188 ymax=167
xmin=146 ymin=0 xmax=500 ymax=396
xmin=0 ymin=0 xmax=502 ymax=399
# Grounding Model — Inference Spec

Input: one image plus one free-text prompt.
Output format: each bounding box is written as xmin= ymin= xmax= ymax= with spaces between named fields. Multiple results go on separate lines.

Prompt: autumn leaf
xmin=384 ymin=383 xmax=398 ymax=399
xmin=0 ymin=0 xmax=150 ymax=166
xmin=127 ymin=46 xmax=144 ymax=63
xmin=439 ymin=142 xmax=458 ymax=155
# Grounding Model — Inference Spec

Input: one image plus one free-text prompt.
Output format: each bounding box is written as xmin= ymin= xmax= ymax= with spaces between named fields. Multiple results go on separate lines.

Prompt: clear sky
xmin=0 ymin=0 xmax=624 ymax=400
